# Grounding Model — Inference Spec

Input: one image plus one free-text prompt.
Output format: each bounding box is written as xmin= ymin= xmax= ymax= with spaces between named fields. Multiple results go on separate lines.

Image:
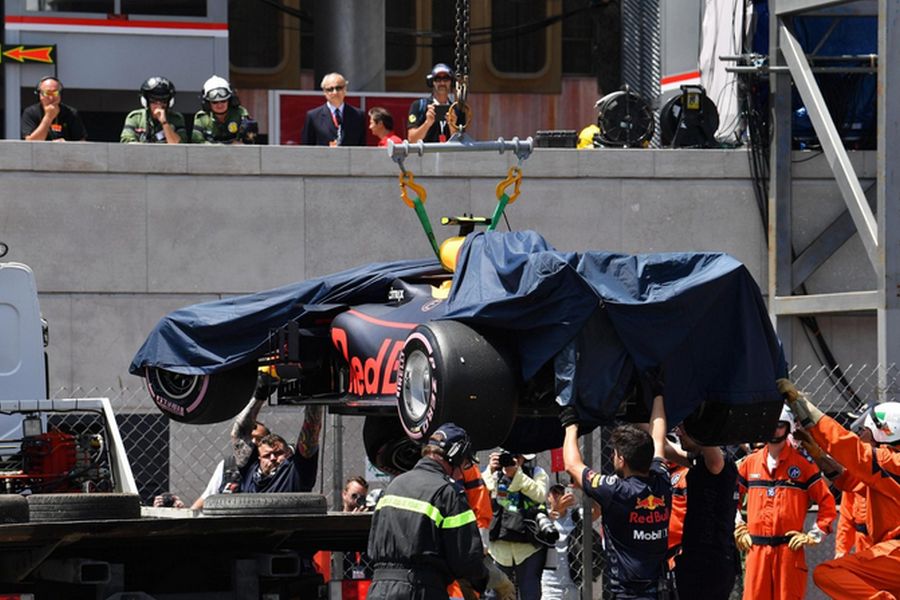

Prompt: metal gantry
xmin=768 ymin=0 xmax=897 ymax=397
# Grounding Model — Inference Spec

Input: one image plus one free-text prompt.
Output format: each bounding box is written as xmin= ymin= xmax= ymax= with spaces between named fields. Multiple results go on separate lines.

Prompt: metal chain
xmin=453 ymin=0 xmax=470 ymax=133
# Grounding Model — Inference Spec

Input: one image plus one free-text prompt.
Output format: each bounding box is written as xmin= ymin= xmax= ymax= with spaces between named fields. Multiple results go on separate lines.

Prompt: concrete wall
xmin=0 ymin=141 xmax=878 ymax=406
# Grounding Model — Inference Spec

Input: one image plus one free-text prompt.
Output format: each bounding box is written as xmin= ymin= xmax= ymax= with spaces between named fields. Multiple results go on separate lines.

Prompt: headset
xmin=426 ymin=63 xmax=454 ymax=89
xmin=34 ymin=75 xmax=62 ymax=95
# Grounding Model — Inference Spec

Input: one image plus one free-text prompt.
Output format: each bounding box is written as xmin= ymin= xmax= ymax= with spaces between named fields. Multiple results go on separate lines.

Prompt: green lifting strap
xmin=412 ymin=198 xmax=441 ymax=259
xmin=399 ymin=171 xmax=441 ymax=260
xmin=375 ymin=494 xmax=477 ymax=529
xmin=487 ymin=166 xmax=522 ymax=232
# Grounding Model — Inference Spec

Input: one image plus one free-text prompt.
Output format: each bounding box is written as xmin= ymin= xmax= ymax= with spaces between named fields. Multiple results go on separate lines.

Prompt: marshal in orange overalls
xmin=809 ymin=416 xmax=900 ymax=600
xmin=834 ymin=483 xmax=871 ymax=557
xmin=737 ymin=442 xmax=836 ymax=600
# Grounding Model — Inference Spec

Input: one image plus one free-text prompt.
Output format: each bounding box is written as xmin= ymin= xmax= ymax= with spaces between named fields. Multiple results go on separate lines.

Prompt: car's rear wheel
xmin=397 ymin=320 xmax=518 ymax=450
xmin=144 ymin=363 xmax=257 ymax=424
xmin=363 ymin=415 xmax=421 ymax=476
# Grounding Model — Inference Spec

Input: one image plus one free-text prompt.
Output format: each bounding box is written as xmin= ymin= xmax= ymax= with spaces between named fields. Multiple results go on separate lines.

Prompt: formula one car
xmin=131 ymin=227 xmax=786 ymax=474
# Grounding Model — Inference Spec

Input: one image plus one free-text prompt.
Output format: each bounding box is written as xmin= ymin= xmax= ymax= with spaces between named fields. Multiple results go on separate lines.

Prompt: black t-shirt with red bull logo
xmin=581 ymin=457 xmax=671 ymax=595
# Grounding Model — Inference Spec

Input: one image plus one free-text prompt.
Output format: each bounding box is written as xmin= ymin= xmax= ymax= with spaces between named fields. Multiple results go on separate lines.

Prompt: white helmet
xmin=778 ymin=405 xmax=795 ymax=432
xmin=863 ymin=402 xmax=900 ymax=444
xmin=202 ymin=75 xmax=232 ymax=102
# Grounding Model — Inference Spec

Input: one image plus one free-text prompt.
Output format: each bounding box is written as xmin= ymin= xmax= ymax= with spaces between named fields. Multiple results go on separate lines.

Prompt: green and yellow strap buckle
xmin=399 ymin=170 xmax=427 ymax=208
xmin=488 ymin=166 xmax=523 ymax=231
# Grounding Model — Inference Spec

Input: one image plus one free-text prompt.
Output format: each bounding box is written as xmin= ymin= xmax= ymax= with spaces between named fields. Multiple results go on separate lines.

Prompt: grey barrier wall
xmin=0 ymin=141 xmax=877 ymax=393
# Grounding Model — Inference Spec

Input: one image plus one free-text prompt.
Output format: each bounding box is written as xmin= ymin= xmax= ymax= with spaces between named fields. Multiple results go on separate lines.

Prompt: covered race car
xmin=130 ymin=228 xmax=787 ymax=474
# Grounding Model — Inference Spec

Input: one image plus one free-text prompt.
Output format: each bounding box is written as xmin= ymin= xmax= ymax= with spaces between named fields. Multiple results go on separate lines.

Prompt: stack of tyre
xmin=0 ymin=492 xmax=328 ymax=522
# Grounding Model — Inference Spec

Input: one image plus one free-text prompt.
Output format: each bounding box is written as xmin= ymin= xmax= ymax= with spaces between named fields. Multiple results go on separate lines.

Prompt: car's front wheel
xmin=144 ymin=363 xmax=257 ymax=424
xmin=397 ymin=320 xmax=518 ymax=450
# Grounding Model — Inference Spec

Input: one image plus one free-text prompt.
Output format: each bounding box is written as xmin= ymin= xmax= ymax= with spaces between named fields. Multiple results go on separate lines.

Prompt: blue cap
xmin=429 ymin=423 xmax=476 ymax=466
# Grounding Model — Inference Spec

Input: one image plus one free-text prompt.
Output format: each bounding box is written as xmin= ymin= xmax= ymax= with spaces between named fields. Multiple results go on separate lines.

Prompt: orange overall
xmin=834 ymin=484 xmax=871 ymax=557
xmin=448 ymin=464 xmax=493 ymax=599
xmin=737 ymin=443 xmax=836 ymax=600
xmin=809 ymin=416 xmax=900 ymax=600
xmin=667 ymin=464 xmax=688 ymax=569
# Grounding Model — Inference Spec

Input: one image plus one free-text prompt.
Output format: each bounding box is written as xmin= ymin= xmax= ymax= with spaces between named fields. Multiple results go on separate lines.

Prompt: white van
xmin=0 ymin=260 xmax=47 ymax=440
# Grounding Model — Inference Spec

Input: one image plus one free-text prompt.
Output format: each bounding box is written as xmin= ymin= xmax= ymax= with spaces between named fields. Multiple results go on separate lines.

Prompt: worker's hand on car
xmin=786 ymin=529 xmax=823 ymax=551
xmin=734 ymin=522 xmax=752 ymax=552
xmin=559 ymin=405 xmax=580 ymax=428
xmin=776 ymin=378 xmax=825 ymax=427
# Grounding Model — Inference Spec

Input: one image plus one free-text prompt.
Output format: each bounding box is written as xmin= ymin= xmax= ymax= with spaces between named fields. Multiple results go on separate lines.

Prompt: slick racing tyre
xmin=145 ymin=363 xmax=258 ymax=424
xmin=27 ymin=493 xmax=141 ymax=522
xmin=203 ymin=493 xmax=327 ymax=516
xmin=363 ymin=415 xmax=422 ymax=476
xmin=397 ymin=320 xmax=517 ymax=450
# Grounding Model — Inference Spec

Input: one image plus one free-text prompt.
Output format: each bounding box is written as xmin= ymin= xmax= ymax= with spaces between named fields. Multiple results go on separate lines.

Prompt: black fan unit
xmin=660 ymin=85 xmax=720 ymax=148
xmin=595 ymin=86 xmax=655 ymax=148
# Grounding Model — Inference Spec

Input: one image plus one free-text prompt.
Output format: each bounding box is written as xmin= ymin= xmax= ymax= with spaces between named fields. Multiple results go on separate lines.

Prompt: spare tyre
xmin=145 ymin=363 xmax=258 ymax=424
xmin=203 ymin=493 xmax=327 ymax=516
xmin=27 ymin=493 xmax=141 ymax=522
xmin=397 ymin=320 xmax=518 ymax=450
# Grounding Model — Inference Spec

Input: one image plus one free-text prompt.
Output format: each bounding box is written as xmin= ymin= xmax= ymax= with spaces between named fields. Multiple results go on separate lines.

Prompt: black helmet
xmin=140 ymin=76 xmax=175 ymax=108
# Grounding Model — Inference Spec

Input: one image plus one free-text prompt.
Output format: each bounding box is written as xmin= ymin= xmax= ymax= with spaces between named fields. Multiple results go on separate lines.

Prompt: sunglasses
xmin=40 ymin=90 xmax=60 ymax=98
xmin=324 ymin=85 xmax=345 ymax=93
xmin=433 ymin=76 xmax=452 ymax=82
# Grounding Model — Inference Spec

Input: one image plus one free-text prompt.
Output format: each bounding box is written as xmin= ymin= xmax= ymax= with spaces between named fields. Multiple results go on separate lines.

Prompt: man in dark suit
xmin=301 ymin=72 xmax=365 ymax=146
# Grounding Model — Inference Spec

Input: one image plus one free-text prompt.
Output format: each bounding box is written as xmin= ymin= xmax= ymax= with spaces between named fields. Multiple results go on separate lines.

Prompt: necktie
xmin=333 ymin=109 xmax=343 ymax=145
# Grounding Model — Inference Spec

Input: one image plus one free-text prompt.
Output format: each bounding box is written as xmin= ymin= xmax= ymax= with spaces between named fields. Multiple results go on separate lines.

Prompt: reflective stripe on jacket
xmin=368 ymin=457 xmax=487 ymax=588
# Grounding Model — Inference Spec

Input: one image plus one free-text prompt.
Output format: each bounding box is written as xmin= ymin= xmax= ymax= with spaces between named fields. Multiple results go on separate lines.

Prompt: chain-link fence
xmin=49 ymin=363 xmax=898 ymax=598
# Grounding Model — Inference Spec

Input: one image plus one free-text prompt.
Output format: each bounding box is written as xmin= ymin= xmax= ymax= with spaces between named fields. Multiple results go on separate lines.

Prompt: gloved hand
xmin=559 ymin=405 xmax=580 ymax=428
xmin=777 ymin=379 xmax=825 ymax=427
xmin=485 ymin=557 xmax=516 ymax=600
xmin=786 ymin=528 xmax=823 ymax=551
xmin=791 ymin=428 xmax=824 ymax=459
xmin=642 ymin=366 xmax=665 ymax=398
xmin=734 ymin=523 xmax=752 ymax=552
xmin=254 ymin=366 xmax=280 ymax=400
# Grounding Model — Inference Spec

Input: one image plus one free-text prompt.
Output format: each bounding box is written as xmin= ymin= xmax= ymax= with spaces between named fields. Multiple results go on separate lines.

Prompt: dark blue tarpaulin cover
xmin=445 ymin=231 xmax=786 ymax=427
xmin=131 ymin=231 xmax=785 ymax=426
xmin=129 ymin=259 xmax=441 ymax=375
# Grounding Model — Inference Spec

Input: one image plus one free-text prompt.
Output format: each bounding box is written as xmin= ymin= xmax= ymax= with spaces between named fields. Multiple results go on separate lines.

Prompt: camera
xmin=498 ymin=452 xmax=516 ymax=468
xmin=355 ymin=494 xmax=366 ymax=509
xmin=160 ymin=492 xmax=176 ymax=508
xmin=531 ymin=511 xmax=560 ymax=545
xmin=238 ymin=118 xmax=259 ymax=144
